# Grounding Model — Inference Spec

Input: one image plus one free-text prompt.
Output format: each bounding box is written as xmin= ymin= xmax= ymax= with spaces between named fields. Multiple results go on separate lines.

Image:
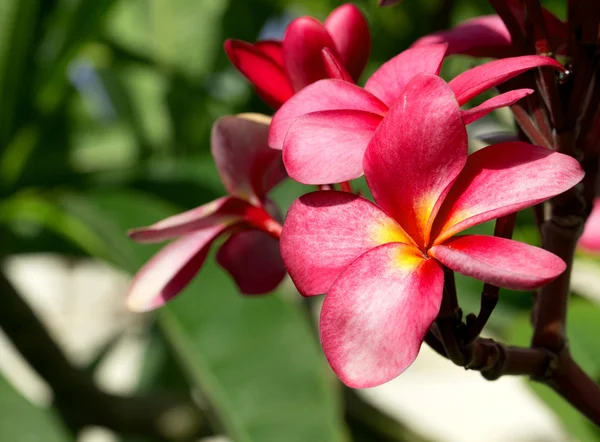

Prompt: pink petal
xmin=269 ymin=79 xmax=387 ymax=150
xmin=432 ymin=142 xmax=584 ymax=243
xmin=283 ymin=110 xmax=383 ymax=184
xmin=128 ymin=196 xmax=249 ymax=243
xmin=461 ymin=89 xmax=533 ymax=124
xmin=212 ymin=115 xmax=284 ymax=202
xmin=449 ymin=55 xmax=564 ymax=105
xmin=580 ymin=198 xmax=600 ymax=253
xmin=429 ymin=235 xmax=566 ymax=290
xmin=412 ymin=15 xmax=516 ymax=59
xmin=216 ymin=230 xmax=286 ymax=294
xmin=363 ymin=74 xmax=467 ymax=248
xmin=322 ymin=48 xmax=353 ymax=82
xmin=282 ymin=17 xmax=338 ymax=91
xmin=224 ymin=39 xmax=293 ymax=109
xmin=280 ymin=191 xmax=413 ymax=297
xmin=364 ymin=44 xmax=447 ymax=108
xmin=320 ymin=243 xmax=443 ymax=388
xmin=254 ymin=40 xmax=284 ymax=65
xmin=127 ymin=226 xmax=227 ymax=312
xmin=324 ymin=3 xmax=370 ymax=81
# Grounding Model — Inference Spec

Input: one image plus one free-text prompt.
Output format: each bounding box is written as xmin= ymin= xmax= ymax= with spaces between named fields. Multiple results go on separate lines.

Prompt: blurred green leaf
xmin=0 ymin=373 xmax=72 ymax=442
xmin=0 ymin=0 xmax=40 ymax=145
xmin=56 ymin=188 xmax=348 ymax=442
xmin=0 ymin=192 xmax=118 ymax=261
xmin=507 ymin=300 xmax=600 ymax=441
xmin=106 ymin=0 xmax=230 ymax=80
xmin=36 ymin=0 xmax=119 ymax=112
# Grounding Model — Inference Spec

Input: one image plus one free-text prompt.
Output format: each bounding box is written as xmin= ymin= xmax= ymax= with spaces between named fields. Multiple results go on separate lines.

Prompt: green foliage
xmin=0 ymin=373 xmax=71 ymax=442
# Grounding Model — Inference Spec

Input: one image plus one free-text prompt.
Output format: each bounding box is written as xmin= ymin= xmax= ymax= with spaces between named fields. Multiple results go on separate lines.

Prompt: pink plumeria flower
xmin=126 ymin=114 xmax=286 ymax=312
xmin=580 ymin=198 xmax=600 ymax=253
xmin=225 ymin=3 xmax=370 ymax=109
xmin=280 ymin=74 xmax=584 ymax=388
xmin=269 ymin=43 xmax=562 ymax=185
xmin=411 ymin=1 xmax=567 ymax=58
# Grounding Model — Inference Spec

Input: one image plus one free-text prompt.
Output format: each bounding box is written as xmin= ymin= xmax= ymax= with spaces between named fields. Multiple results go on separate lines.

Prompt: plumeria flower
xmin=280 ymin=74 xmax=584 ymax=388
xmin=126 ymin=114 xmax=286 ymax=312
xmin=580 ymin=198 xmax=600 ymax=253
xmin=411 ymin=0 xmax=567 ymax=58
xmin=225 ymin=3 xmax=370 ymax=109
xmin=269 ymin=43 xmax=562 ymax=185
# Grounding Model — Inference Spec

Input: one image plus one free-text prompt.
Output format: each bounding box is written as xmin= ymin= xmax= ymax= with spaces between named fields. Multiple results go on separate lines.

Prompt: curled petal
xmin=283 ymin=110 xmax=383 ymax=184
xmin=461 ymin=89 xmax=533 ymax=124
xmin=364 ymin=44 xmax=447 ymax=108
xmin=212 ymin=115 xmax=284 ymax=201
xmin=283 ymin=17 xmax=337 ymax=91
xmin=280 ymin=191 xmax=412 ymax=297
xmin=127 ymin=226 xmax=227 ymax=312
xmin=364 ymin=74 xmax=467 ymax=248
xmin=320 ymin=243 xmax=443 ymax=388
xmin=432 ymin=142 xmax=585 ymax=243
xmin=224 ymin=39 xmax=293 ymax=108
xmin=269 ymin=79 xmax=387 ymax=150
xmin=580 ymin=198 xmax=600 ymax=253
xmin=449 ymin=55 xmax=563 ymax=105
xmin=324 ymin=3 xmax=370 ymax=81
xmin=412 ymin=15 xmax=516 ymax=59
xmin=430 ymin=235 xmax=566 ymax=290
xmin=217 ymin=231 xmax=286 ymax=294
xmin=129 ymin=196 xmax=249 ymax=243
xmin=322 ymin=48 xmax=353 ymax=82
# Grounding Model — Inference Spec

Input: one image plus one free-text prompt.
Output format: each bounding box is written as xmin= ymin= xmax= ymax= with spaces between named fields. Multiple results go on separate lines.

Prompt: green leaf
xmin=162 ymin=273 xmax=347 ymax=442
xmin=36 ymin=0 xmax=119 ymax=112
xmin=0 ymin=373 xmax=72 ymax=442
xmin=507 ymin=301 xmax=600 ymax=441
xmin=58 ymin=188 xmax=348 ymax=442
xmin=105 ymin=0 xmax=230 ymax=80
xmin=0 ymin=0 xmax=40 ymax=145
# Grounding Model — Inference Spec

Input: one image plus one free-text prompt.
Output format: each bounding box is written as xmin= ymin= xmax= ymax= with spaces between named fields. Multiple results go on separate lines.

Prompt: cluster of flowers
xmin=127 ymin=4 xmax=599 ymax=388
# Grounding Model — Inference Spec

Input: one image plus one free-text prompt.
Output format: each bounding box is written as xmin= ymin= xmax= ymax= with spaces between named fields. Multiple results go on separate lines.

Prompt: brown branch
xmin=546 ymin=350 xmax=600 ymax=425
xmin=531 ymin=206 xmax=583 ymax=351
xmin=465 ymin=339 xmax=554 ymax=380
xmin=0 ymin=266 xmax=212 ymax=441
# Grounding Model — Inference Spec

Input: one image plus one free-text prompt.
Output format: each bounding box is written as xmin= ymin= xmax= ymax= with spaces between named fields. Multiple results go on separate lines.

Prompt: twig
xmin=546 ymin=350 xmax=600 ymax=425
xmin=466 ymin=213 xmax=517 ymax=342
xmin=465 ymin=339 xmax=554 ymax=380
xmin=435 ymin=268 xmax=465 ymax=366
xmin=531 ymin=206 xmax=583 ymax=351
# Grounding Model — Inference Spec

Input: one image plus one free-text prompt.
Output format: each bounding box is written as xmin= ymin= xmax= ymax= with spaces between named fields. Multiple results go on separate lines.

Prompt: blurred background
xmin=1 ymin=0 xmax=599 ymax=441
